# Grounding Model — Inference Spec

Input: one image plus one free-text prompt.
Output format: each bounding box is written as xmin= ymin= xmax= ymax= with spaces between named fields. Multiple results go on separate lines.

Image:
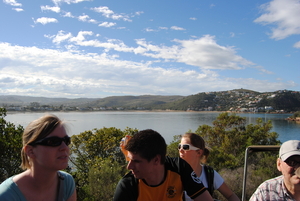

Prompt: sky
xmin=1 ymin=0 xmax=300 ymax=99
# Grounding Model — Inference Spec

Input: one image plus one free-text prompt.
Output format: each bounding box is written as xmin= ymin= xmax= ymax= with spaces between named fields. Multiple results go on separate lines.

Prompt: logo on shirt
xmin=191 ymin=171 xmax=202 ymax=184
xmin=166 ymin=186 xmax=176 ymax=198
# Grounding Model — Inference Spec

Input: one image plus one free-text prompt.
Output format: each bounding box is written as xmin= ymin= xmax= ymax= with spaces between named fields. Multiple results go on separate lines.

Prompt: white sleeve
xmin=213 ymin=170 xmax=224 ymax=190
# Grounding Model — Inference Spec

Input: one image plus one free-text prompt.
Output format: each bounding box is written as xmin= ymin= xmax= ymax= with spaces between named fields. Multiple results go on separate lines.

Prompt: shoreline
xmin=6 ymin=109 xmax=293 ymax=115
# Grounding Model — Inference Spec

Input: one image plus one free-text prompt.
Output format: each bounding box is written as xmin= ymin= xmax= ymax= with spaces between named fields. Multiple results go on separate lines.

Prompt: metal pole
xmin=242 ymin=147 xmax=250 ymax=201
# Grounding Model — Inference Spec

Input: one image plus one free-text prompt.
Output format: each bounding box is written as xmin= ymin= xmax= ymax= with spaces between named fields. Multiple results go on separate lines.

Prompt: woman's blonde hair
xmin=182 ymin=133 xmax=210 ymax=163
xmin=21 ymin=114 xmax=63 ymax=170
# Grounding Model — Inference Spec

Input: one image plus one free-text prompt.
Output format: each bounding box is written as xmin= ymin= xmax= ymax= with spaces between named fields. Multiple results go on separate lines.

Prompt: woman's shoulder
xmin=58 ymin=171 xmax=74 ymax=181
xmin=0 ymin=176 xmax=25 ymax=200
xmin=0 ymin=176 xmax=15 ymax=189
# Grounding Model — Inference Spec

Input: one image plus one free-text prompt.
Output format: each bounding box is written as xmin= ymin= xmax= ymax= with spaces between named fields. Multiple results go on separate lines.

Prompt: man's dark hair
xmin=125 ymin=129 xmax=167 ymax=164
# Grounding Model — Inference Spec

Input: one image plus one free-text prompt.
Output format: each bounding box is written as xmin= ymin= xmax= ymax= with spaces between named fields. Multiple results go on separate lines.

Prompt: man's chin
xmin=131 ymin=171 xmax=140 ymax=179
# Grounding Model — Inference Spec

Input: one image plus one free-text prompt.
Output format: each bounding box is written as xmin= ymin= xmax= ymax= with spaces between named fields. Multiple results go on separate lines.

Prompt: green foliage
xmin=290 ymin=111 xmax=300 ymax=118
xmin=87 ymin=158 xmax=124 ymax=201
xmin=69 ymin=126 xmax=138 ymax=201
xmin=167 ymin=135 xmax=181 ymax=157
xmin=0 ymin=108 xmax=24 ymax=182
xmin=194 ymin=112 xmax=280 ymax=170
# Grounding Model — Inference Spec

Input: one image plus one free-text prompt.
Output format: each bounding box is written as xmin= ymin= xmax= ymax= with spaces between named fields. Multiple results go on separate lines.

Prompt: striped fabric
xmin=249 ymin=175 xmax=296 ymax=201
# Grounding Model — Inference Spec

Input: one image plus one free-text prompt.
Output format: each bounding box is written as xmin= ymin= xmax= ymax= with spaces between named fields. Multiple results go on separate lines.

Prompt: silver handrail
xmin=241 ymin=145 xmax=280 ymax=201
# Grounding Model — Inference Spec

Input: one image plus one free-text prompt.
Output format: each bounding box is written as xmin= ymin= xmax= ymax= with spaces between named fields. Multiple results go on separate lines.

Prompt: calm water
xmin=5 ymin=111 xmax=300 ymax=144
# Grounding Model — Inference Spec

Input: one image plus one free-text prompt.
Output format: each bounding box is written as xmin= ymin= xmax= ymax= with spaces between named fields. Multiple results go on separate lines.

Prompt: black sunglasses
xmin=178 ymin=143 xmax=199 ymax=151
xmin=285 ymin=159 xmax=300 ymax=168
xmin=29 ymin=136 xmax=71 ymax=147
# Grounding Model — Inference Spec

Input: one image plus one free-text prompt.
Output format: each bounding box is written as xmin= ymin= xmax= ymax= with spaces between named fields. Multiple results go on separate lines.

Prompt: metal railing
xmin=241 ymin=145 xmax=280 ymax=201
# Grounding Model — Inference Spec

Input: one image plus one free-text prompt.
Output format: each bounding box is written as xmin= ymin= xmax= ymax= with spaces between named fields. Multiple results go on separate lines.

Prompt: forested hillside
xmin=1 ymin=89 xmax=300 ymax=112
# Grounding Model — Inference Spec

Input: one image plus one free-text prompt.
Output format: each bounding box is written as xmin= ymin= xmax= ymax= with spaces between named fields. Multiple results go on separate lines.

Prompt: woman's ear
xmin=24 ymin=145 xmax=35 ymax=159
xmin=197 ymin=149 xmax=203 ymax=156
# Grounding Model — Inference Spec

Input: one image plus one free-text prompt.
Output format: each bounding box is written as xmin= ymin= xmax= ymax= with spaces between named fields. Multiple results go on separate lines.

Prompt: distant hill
xmin=85 ymin=95 xmax=184 ymax=108
xmin=0 ymin=95 xmax=97 ymax=107
xmin=1 ymin=89 xmax=300 ymax=112
xmin=0 ymin=95 xmax=184 ymax=108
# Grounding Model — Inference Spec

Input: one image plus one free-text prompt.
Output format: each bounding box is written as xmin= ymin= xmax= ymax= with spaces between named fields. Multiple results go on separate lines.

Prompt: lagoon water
xmin=5 ymin=111 xmax=300 ymax=144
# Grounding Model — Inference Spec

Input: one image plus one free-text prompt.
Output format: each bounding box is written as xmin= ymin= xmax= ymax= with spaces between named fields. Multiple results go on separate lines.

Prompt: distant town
xmin=1 ymin=89 xmax=300 ymax=113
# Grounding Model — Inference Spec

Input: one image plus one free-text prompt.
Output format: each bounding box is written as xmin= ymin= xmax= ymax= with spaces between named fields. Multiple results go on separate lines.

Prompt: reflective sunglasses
xmin=178 ymin=144 xmax=199 ymax=151
xmin=29 ymin=136 xmax=71 ymax=147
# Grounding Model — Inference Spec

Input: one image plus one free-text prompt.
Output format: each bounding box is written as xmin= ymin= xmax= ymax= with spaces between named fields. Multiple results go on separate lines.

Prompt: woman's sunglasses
xmin=178 ymin=143 xmax=199 ymax=151
xmin=29 ymin=136 xmax=71 ymax=147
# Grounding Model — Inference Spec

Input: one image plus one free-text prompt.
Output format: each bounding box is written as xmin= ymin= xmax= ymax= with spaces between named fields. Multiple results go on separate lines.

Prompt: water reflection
xmin=5 ymin=112 xmax=300 ymax=144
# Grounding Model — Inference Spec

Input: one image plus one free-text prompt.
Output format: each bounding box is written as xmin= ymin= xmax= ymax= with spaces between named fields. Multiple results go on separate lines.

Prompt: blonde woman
xmin=0 ymin=114 xmax=77 ymax=201
xmin=179 ymin=133 xmax=239 ymax=201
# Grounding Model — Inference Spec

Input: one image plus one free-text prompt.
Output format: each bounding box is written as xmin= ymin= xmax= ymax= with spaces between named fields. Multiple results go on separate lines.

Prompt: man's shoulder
xmin=257 ymin=175 xmax=283 ymax=190
xmin=119 ymin=171 xmax=138 ymax=186
xmin=165 ymin=156 xmax=188 ymax=167
xmin=262 ymin=175 xmax=283 ymax=185
xmin=114 ymin=171 xmax=139 ymax=200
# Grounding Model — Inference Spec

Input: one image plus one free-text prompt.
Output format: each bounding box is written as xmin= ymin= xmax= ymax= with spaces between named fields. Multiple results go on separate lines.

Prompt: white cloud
xmin=190 ymin=17 xmax=197 ymax=20
xmin=145 ymin=28 xmax=155 ymax=32
xmin=89 ymin=19 xmax=97 ymax=23
xmin=62 ymin=12 xmax=74 ymax=18
xmin=170 ymin=26 xmax=186 ymax=31
xmin=68 ymin=31 xmax=94 ymax=43
xmin=12 ymin=8 xmax=23 ymax=12
xmin=135 ymin=11 xmax=144 ymax=15
xmin=98 ymin=22 xmax=116 ymax=27
xmin=0 ymin=42 xmax=295 ymax=98
xmin=34 ymin=17 xmax=58 ymax=25
xmin=135 ymin=35 xmax=254 ymax=70
xmin=91 ymin=6 xmax=132 ymax=22
xmin=45 ymin=30 xmax=73 ymax=44
xmin=48 ymin=31 xmax=254 ymax=71
xmin=255 ymin=66 xmax=274 ymax=74
xmin=78 ymin=14 xmax=90 ymax=22
xmin=294 ymin=41 xmax=300 ymax=48
xmin=41 ymin=5 xmax=60 ymax=13
xmin=52 ymin=0 xmax=91 ymax=5
xmin=159 ymin=27 xmax=168 ymax=30
xmin=254 ymin=0 xmax=300 ymax=40
xmin=3 ymin=0 xmax=22 ymax=7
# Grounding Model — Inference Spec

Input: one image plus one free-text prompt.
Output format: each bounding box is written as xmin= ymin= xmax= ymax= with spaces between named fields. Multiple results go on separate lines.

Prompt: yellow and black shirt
xmin=113 ymin=157 xmax=207 ymax=201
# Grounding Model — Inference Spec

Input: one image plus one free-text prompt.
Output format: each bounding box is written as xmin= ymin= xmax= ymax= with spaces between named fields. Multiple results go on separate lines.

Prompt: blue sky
xmin=1 ymin=0 xmax=299 ymax=98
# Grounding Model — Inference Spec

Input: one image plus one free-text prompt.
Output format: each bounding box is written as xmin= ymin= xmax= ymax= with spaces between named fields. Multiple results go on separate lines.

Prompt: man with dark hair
xmin=113 ymin=129 xmax=213 ymax=201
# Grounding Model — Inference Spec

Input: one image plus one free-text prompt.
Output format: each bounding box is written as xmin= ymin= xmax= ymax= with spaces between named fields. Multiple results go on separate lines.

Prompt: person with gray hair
xmin=250 ymin=140 xmax=300 ymax=201
xmin=0 ymin=114 xmax=77 ymax=201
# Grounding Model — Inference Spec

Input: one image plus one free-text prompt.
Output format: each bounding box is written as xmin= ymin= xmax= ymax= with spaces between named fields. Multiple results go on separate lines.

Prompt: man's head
xmin=277 ymin=140 xmax=300 ymax=183
xmin=279 ymin=140 xmax=300 ymax=162
xmin=125 ymin=129 xmax=167 ymax=164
